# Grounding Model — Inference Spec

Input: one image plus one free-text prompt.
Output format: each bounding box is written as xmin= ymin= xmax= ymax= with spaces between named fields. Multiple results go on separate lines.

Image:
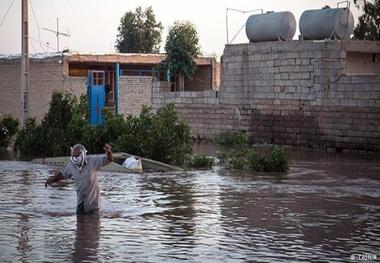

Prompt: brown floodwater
xmin=0 ymin=147 xmax=379 ymax=262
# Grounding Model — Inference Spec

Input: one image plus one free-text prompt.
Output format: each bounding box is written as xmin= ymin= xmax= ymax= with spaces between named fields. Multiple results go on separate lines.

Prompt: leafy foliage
xmin=115 ymin=104 xmax=192 ymax=165
xmin=0 ymin=114 xmax=19 ymax=148
xmin=16 ymin=91 xmax=88 ymax=158
xmin=15 ymin=91 xmax=192 ymax=166
xmin=217 ymin=146 xmax=289 ymax=173
xmin=184 ymin=154 xmax=214 ymax=169
xmin=116 ymin=6 xmax=163 ymax=53
xmin=15 ymin=118 xmax=44 ymax=158
xmin=353 ymin=0 xmax=380 ymax=40
xmin=214 ymin=131 xmax=249 ymax=147
xmin=162 ymin=21 xmax=201 ymax=78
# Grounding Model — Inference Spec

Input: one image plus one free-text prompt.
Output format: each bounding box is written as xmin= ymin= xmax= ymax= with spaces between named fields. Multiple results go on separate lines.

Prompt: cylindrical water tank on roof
xmin=299 ymin=8 xmax=354 ymax=40
xmin=245 ymin=11 xmax=296 ymax=42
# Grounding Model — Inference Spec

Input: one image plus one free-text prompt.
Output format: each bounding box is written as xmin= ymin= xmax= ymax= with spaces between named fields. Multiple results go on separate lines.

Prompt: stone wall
xmin=119 ymin=76 xmax=153 ymax=117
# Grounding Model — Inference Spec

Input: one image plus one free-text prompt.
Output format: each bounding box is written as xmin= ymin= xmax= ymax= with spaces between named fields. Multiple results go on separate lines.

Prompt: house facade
xmin=0 ymin=52 xmax=219 ymax=123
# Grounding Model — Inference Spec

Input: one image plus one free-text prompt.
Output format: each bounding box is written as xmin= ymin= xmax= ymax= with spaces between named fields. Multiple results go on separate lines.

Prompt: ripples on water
xmin=0 ymin=154 xmax=379 ymax=262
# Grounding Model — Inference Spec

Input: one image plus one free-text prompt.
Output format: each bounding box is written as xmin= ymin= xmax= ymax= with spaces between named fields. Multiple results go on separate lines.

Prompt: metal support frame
xmin=226 ymin=8 xmax=263 ymax=44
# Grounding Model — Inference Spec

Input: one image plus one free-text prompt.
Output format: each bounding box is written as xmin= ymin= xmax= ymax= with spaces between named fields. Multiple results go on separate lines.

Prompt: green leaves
xmin=116 ymin=6 xmax=163 ymax=53
xmin=184 ymin=154 xmax=214 ymax=169
xmin=114 ymin=104 xmax=192 ymax=166
xmin=214 ymin=131 xmax=249 ymax=147
xmin=16 ymin=91 xmax=87 ymax=158
xmin=0 ymin=114 xmax=19 ymax=148
xmin=217 ymin=146 xmax=289 ymax=173
xmin=353 ymin=0 xmax=380 ymax=40
xmin=15 ymin=91 xmax=192 ymax=165
xmin=163 ymin=21 xmax=201 ymax=78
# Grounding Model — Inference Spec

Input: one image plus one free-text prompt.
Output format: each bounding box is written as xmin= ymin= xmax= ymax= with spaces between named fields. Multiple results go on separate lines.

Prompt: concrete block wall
xmin=184 ymin=65 xmax=212 ymax=91
xmin=63 ymin=76 xmax=87 ymax=98
xmin=220 ymin=40 xmax=380 ymax=151
xmin=0 ymin=57 xmax=69 ymax=122
xmin=0 ymin=56 xmax=88 ymax=123
xmin=152 ymin=82 xmax=239 ymax=137
xmin=0 ymin=59 xmax=21 ymax=120
xmin=119 ymin=76 xmax=153 ymax=117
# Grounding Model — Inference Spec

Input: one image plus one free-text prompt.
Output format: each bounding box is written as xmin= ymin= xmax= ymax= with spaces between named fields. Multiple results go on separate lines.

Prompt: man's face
xmin=72 ymin=146 xmax=81 ymax=157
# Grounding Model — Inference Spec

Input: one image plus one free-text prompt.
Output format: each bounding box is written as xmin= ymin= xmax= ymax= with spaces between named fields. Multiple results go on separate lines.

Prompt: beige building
xmin=0 ymin=52 xmax=219 ymax=123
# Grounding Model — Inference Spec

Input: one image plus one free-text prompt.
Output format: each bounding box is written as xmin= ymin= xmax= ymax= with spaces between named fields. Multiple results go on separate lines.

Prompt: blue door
xmin=88 ymin=70 xmax=106 ymax=125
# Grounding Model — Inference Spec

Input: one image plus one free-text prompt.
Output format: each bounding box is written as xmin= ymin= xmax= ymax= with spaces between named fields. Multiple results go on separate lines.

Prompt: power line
xmin=30 ymin=36 xmax=56 ymax=51
xmin=29 ymin=0 xmax=45 ymax=52
xmin=0 ymin=0 xmax=15 ymax=27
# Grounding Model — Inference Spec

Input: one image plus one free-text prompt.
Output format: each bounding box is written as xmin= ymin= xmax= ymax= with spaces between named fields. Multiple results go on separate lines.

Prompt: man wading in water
xmin=45 ymin=143 xmax=113 ymax=215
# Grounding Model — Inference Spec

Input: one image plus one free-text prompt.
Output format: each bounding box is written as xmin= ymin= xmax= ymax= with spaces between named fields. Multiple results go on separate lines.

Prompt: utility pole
xmin=20 ymin=0 xmax=29 ymax=128
xmin=42 ymin=18 xmax=70 ymax=52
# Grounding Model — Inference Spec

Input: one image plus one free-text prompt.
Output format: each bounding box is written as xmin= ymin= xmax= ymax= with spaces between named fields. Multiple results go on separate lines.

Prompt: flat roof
xmin=0 ymin=51 xmax=216 ymax=66
xmin=64 ymin=52 xmax=215 ymax=66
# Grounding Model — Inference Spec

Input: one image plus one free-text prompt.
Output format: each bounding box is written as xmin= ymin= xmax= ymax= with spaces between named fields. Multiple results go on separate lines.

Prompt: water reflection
xmin=73 ymin=214 xmax=101 ymax=262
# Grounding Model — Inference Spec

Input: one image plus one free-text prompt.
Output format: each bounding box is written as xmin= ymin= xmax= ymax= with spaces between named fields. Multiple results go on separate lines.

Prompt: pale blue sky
xmin=0 ymin=0 xmax=362 ymax=56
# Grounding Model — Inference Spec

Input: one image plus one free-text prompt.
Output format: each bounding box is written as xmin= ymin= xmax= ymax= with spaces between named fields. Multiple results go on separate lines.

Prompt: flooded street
xmin=0 ymin=150 xmax=379 ymax=262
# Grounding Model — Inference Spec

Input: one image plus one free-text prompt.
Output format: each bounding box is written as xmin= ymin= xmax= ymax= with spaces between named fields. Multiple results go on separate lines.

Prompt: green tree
xmin=116 ymin=6 xmax=163 ymax=53
xmin=163 ymin=21 xmax=201 ymax=91
xmin=0 ymin=114 xmax=18 ymax=148
xmin=353 ymin=0 xmax=380 ymax=40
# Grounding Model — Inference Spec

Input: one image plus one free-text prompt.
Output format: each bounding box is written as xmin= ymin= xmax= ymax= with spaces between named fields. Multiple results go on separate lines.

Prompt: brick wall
xmin=0 ymin=56 xmax=87 ymax=122
xmin=63 ymin=76 xmax=87 ymax=98
xmin=29 ymin=57 xmax=65 ymax=121
xmin=152 ymin=40 xmax=380 ymax=152
xmin=219 ymin=40 xmax=380 ymax=151
xmin=184 ymin=65 xmax=212 ymax=91
xmin=153 ymin=83 xmax=239 ymax=137
xmin=0 ymin=59 xmax=20 ymax=120
xmin=119 ymin=76 xmax=153 ymax=117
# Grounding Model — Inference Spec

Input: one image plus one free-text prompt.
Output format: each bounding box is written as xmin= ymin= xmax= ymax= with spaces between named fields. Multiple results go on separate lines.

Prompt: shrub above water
xmin=214 ymin=131 xmax=249 ymax=147
xmin=0 ymin=114 xmax=19 ymax=148
xmin=218 ymin=146 xmax=289 ymax=173
xmin=184 ymin=154 xmax=214 ymax=169
xmin=114 ymin=104 xmax=192 ymax=166
xmin=15 ymin=91 xmax=192 ymax=166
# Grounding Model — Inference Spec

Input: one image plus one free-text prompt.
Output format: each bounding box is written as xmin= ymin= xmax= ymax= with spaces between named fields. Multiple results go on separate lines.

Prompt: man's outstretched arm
xmin=45 ymin=172 xmax=65 ymax=188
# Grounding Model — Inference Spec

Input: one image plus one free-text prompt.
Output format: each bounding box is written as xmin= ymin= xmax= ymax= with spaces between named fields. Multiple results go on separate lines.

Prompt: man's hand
xmin=44 ymin=172 xmax=65 ymax=188
xmin=45 ymin=176 xmax=54 ymax=188
xmin=104 ymin=143 xmax=113 ymax=162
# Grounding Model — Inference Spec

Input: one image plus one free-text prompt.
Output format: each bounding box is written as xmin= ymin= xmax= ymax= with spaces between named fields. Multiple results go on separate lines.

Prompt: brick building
xmin=153 ymin=40 xmax=380 ymax=152
xmin=1 ymin=40 xmax=379 ymax=152
xmin=0 ymin=52 xmax=219 ymax=122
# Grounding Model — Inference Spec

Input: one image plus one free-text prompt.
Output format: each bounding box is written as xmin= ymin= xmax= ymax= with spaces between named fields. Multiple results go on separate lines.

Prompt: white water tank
xmin=299 ymin=8 xmax=354 ymax=40
xmin=245 ymin=11 xmax=296 ymax=42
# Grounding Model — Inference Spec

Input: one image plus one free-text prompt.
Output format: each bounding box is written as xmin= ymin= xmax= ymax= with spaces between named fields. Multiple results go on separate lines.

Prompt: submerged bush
xmin=115 ymin=104 xmax=192 ymax=165
xmin=214 ymin=131 xmax=249 ymax=147
xmin=15 ymin=118 xmax=44 ymax=158
xmin=185 ymin=154 xmax=214 ymax=169
xmin=16 ymin=91 xmax=191 ymax=165
xmin=218 ymin=146 xmax=289 ymax=173
xmin=0 ymin=114 xmax=19 ymax=148
xmin=16 ymin=91 xmax=89 ymax=158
